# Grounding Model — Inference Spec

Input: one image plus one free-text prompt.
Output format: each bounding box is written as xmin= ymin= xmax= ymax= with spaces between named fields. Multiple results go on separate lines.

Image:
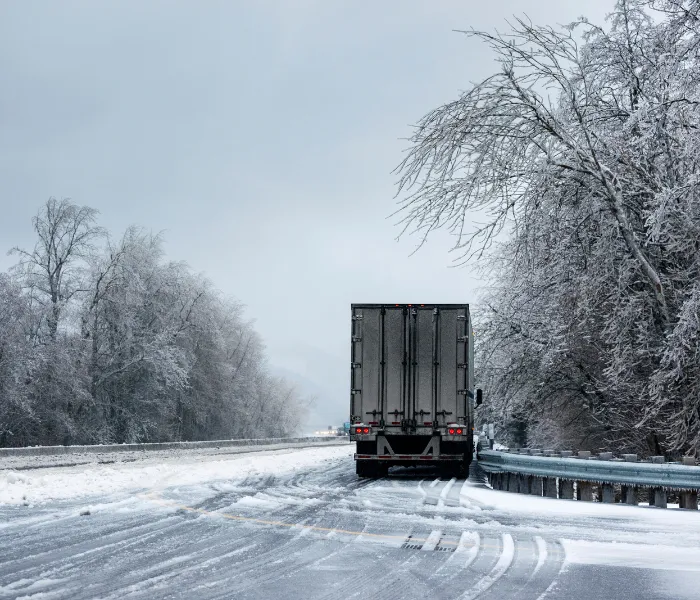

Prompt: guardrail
xmin=478 ymin=449 xmax=700 ymax=510
xmin=0 ymin=436 xmax=347 ymax=458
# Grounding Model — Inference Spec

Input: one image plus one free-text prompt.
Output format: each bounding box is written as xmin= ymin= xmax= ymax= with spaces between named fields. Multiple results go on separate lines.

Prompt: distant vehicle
xmin=349 ymin=304 xmax=482 ymax=478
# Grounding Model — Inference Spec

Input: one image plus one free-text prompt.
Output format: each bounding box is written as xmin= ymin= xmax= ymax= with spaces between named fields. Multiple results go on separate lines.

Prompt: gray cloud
xmin=0 ymin=0 xmax=614 ymax=428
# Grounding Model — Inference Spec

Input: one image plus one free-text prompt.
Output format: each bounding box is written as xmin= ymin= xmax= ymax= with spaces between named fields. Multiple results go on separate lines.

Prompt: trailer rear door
xmin=350 ymin=305 xmax=472 ymax=429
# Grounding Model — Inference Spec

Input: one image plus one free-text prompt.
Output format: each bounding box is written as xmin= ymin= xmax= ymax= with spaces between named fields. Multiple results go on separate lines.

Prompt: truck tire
xmin=356 ymin=460 xmax=376 ymax=478
xmin=455 ymin=461 xmax=468 ymax=479
xmin=356 ymin=460 xmax=388 ymax=478
xmin=458 ymin=452 xmax=471 ymax=478
xmin=443 ymin=457 xmax=468 ymax=479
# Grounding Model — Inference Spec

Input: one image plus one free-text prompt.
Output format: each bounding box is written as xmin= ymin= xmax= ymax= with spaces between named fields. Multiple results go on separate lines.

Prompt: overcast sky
xmin=0 ymin=0 xmax=614 ymax=428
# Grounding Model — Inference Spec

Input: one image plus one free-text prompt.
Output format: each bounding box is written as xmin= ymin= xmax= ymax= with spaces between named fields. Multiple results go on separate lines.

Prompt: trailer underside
xmin=353 ymin=433 xmax=472 ymax=478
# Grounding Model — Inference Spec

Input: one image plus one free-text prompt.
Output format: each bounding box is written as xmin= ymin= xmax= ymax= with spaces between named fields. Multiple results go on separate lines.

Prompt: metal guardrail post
xmin=622 ymin=485 xmax=638 ymax=505
xmin=544 ymin=477 xmax=557 ymax=498
xmin=680 ymin=492 xmax=698 ymax=510
xmin=601 ymin=483 xmax=615 ymax=503
xmin=578 ymin=481 xmax=594 ymax=501
xmin=560 ymin=480 xmax=574 ymax=499
xmin=530 ymin=476 xmax=543 ymax=496
xmin=622 ymin=454 xmax=639 ymax=505
xmin=652 ymin=488 xmax=667 ymax=508
xmin=649 ymin=456 xmax=665 ymax=507
xmin=508 ymin=472 xmax=519 ymax=493
xmin=519 ymin=474 xmax=531 ymax=494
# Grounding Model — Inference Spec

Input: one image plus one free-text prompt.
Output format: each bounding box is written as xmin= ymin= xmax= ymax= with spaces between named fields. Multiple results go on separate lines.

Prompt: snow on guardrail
xmin=478 ymin=449 xmax=700 ymax=510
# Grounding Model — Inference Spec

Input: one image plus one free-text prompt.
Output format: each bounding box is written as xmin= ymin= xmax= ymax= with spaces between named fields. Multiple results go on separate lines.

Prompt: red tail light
xmin=456 ymin=428 xmax=463 ymax=435
xmin=448 ymin=428 xmax=455 ymax=435
xmin=355 ymin=427 xmax=362 ymax=434
xmin=362 ymin=427 xmax=370 ymax=434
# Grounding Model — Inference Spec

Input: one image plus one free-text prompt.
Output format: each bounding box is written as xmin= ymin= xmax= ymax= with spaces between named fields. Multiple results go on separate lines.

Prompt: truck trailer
xmin=349 ymin=304 xmax=482 ymax=478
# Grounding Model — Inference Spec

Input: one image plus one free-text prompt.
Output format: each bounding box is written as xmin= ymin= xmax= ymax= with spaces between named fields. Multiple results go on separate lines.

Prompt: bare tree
xmin=11 ymin=197 xmax=104 ymax=340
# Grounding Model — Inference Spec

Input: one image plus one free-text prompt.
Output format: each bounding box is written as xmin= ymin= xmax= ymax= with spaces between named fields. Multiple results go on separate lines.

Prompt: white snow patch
xmin=533 ymin=536 xmax=547 ymax=575
xmin=0 ymin=445 xmax=354 ymax=505
xmin=454 ymin=531 xmax=480 ymax=568
xmin=421 ymin=529 xmax=442 ymax=551
xmin=0 ymin=577 xmax=68 ymax=595
xmin=230 ymin=495 xmax=280 ymax=509
xmin=461 ymin=479 xmax=700 ymax=522
xmin=561 ymin=539 xmax=700 ymax=572
xmin=460 ymin=533 xmax=515 ymax=599
xmin=437 ymin=477 xmax=456 ymax=509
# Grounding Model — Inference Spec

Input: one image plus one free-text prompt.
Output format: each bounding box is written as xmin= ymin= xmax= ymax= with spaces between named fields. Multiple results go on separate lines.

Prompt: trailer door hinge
xmin=352 ymin=336 xmax=362 ymax=342
xmin=351 ymin=389 xmax=362 ymax=395
xmin=352 ymin=314 xmax=363 ymax=321
xmin=457 ymin=390 xmax=469 ymax=395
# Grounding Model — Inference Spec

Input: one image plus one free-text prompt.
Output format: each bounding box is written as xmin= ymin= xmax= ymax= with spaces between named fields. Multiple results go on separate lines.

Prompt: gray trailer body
xmin=349 ymin=304 xmax=475 ymax=477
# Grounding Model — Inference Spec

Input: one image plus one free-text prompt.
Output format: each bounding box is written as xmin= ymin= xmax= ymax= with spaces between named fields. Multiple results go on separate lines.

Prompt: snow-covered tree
xmin=0 ymin=204 xmax=308 ymax=446
xmin=396 ymin=0 xmax=700 ymax=456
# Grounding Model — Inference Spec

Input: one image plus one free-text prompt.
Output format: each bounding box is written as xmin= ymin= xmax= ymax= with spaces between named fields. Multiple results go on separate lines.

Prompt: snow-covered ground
xmin=0 ymin=443 xmax=352 ymax=505
xmin=2 ymin=445 xmax=700 ymax=599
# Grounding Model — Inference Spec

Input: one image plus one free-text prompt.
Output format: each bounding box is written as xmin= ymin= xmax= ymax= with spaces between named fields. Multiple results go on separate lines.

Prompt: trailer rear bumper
xmin=354 ymin=453 xmax=463 ymax=461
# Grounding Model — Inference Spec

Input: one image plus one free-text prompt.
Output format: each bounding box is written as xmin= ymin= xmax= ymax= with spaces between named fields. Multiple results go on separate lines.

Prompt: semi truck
xmin=349 ymin=304 xmax=482 ymax=478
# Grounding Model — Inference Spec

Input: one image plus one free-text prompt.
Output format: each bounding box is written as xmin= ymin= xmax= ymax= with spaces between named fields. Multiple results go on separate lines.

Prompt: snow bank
xmin=561 ymin=539 xmax=700 ymax=572
xmin=0 ymin=445 xmax=354 ymax=506
xmin=460 ymin=480 xmax=700 ymax=522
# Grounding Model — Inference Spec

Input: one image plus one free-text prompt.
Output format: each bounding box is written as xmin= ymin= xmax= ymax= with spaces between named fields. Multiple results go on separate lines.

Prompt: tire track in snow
xmin=1 ymin=451 xmax=569 ymax=600
xmin=437 ymin=478 xmax=457 ymax=508
xmin=423 ymin=478 xmax=448 ymax=506
xmin=459 ymin=533 xmax=515 ymax=599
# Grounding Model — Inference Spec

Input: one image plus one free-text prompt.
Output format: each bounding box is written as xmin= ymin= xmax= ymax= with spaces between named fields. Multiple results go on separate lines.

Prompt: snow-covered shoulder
xmin=0 ymin=444 xmax=354 ymax=506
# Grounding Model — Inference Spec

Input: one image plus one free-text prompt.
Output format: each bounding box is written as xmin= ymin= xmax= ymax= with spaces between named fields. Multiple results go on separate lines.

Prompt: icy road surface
xmin=2 ymin=444 xmax=700 ymax=600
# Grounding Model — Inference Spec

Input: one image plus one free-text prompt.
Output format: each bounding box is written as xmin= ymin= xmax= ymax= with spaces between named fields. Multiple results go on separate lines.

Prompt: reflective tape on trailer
xmin=354 ymin=454 xmax=463 ymax=461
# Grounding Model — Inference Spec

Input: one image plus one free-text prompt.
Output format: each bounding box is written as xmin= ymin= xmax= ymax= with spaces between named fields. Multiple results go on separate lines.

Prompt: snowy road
xmin=2 ymin=444 xmax=700 ymax=599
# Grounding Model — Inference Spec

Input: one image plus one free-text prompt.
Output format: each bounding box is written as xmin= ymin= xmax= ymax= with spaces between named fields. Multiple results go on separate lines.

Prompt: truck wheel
xmin=455 ymin=462 xmax=468 ymax=479
xmin=356 ymin=460 xmax=375 ymax=478
xmin=376 ymin=463 xmax=389 ymax=478
xmin=459 ymin=452 xmax=472 ymax=478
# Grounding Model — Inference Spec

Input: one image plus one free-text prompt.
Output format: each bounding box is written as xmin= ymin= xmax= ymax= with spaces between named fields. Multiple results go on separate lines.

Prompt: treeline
xmin=395 ymin=0 xmax=700 ymax=457
xmin=0 ymin=198 xmax=308 ymax=447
